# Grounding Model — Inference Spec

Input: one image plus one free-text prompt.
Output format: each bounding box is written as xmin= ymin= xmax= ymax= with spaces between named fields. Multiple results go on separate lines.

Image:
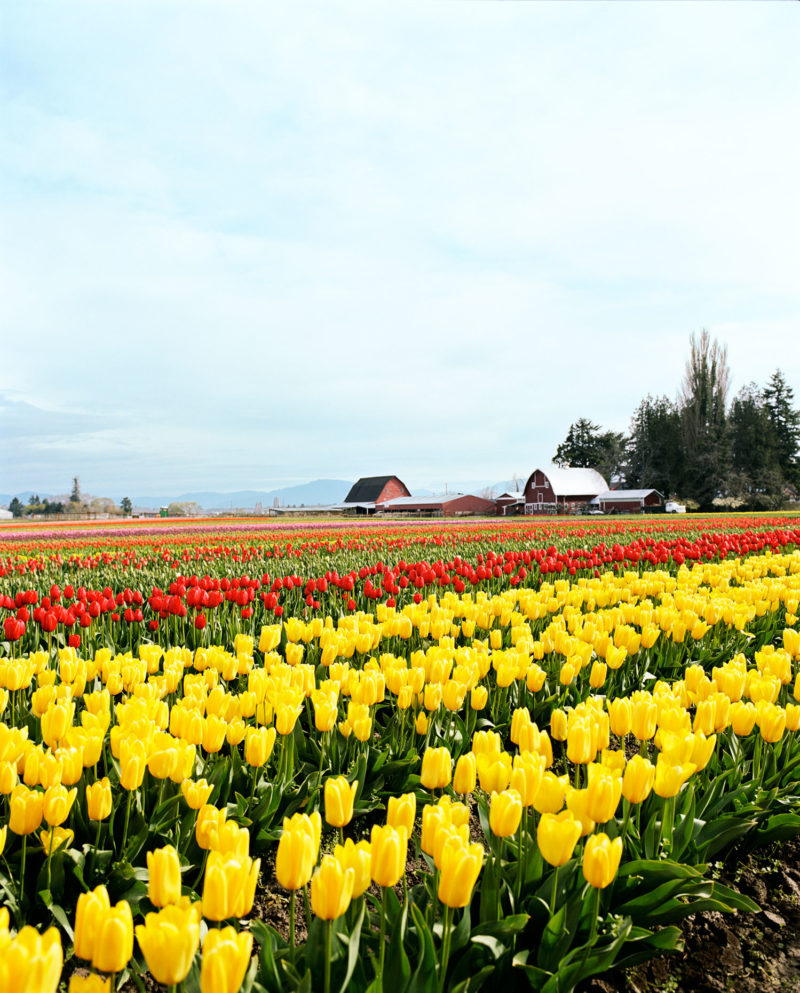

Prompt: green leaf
xmin=695 ymin=816 xmax=758 ymax=859
xmin=386 ymin=901 xmax=411 ymax=991
xmin=339 ymin=898 xmax=367 ymax=993
xmin=755 ymin=812 xmax=800 ymax=845
xmin=537 ymin=894 xmax=582 ymax=973
xmin=407 ymin=902 xmax=438 ymax=993
xmin=470 ymin=914 xmax=529 ymax=939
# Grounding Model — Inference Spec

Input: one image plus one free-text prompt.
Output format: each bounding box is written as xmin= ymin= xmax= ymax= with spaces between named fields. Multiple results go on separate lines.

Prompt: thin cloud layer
xmin=1 ymin=2 xmax=798 ymax=497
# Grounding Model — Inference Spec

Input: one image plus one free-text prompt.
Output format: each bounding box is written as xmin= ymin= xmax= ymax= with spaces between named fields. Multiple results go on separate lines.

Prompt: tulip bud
xmin=653 ymin=756 xmax=696 ymax=798
xmin=202 ymin=852 xmax=260 ymax=921
xmin=275 ymin=824 xmax=316 ymax=891
xmin=621 ymin=755 xmax=655 ymax=805
xmin=453 ymin=753 xmax=477 ymax=795
xmin=489 ymin=789 xmax=523 ymax=837
xmin=386 ymin=792 xmax=416 ymax=835
xmin=43 ymin=784 xmax=77 ymax=827
xmin=196 ymin=804 xmax=227 ymax=851
xmin=585 ymin=765 xmax=622 ymax=824
xmin=74 ymin=885 xmax=111 ymax=960
xmin=91 ymin=900 xmax=134 ymax=974
xmin=533 ymin=771 xmax=567 ymax=814
xmin=437 ymin=840 xmax=483 ymax=908
xmin=0 ymin=925 xmax=62 ymax=993
xmin=135 ymin=903 xmax=201 ymax=985
xmin=476 ymin=751 xmax=512 ymax=794
xmin=607 ymin=697 xmax=632 ymax=737
xmin=201 ymin=926 xmax=253 ymax=993
xmin=181 ymin=778 xmax=214 ymax=809
xmin=147 ymin=845 xmax=182 ymax=907
xmin=9 ymin=784 xmax=44 ymax=835
xmin=334 ymin=838 xmax=372 ymax=898
xmin=550 ymin=709 xmax=568 ymax=741
xmin=68 ymin=975 xmax=111 ymax=993
xmin=537 ymin=811 xmax=581 ymax=867
xmin=582 ymin=833 xmax=623 ymax=888
xmin=470 ymin=685 xmax=488 ymax=710
xmin=244 ymin=726 xmax=277 ymax=768
xmin=311 ymin=854 xmax=355 ymax=920
xmin=324 ymin=776 xmax=357 ymax=829
xmin=420 ymin=747 xmax=452 ymax=790
xmin=370 ymin=823 xmax=408 ymax=888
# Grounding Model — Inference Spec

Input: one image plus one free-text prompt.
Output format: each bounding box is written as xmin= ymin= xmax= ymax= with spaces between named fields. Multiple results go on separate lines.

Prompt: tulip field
xmin=2 ymin=513 xmax=800 ymax=993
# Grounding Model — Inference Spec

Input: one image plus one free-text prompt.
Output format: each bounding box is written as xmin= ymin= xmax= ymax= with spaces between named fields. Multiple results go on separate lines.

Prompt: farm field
xmin=1 ymin=514 xmax=800 ymax=992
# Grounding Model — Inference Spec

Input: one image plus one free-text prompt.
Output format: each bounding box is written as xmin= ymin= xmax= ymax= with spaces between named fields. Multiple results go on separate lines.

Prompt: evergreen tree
xmin=626 ymin=395 xmax=684 ymax=496
xmin=763 ymin=369 xmax=800 ymax=490
xmin=727 ymin=383 xmax=783 ymax=508
xmin=553 ymin=419 xmax=627 ymax=482
xmin=70 ymin=477 xmax=81 ymax=503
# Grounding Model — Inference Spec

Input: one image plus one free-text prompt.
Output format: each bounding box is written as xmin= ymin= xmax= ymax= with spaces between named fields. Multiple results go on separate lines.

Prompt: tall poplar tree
xmin=678 ymin=330 xmax=730 ymax=508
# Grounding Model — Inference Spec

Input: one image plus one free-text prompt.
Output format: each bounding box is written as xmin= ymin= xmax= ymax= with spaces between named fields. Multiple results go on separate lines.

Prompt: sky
xmin=1 ymin=1 xmax=798 ymax=500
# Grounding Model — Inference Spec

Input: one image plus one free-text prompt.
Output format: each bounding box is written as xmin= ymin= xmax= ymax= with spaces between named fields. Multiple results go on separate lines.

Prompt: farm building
xmin=523 ymin=467 xmax=608 ymax=514
xmin=590 ymin=489 xmax=664 ymax=513
xmin=380 ymin=494 xmax=496 ymax=516
xmin=340 ymin=475 xmax=411 ymax=514
xmin=495 ymin=492 xmax=525 ymax=516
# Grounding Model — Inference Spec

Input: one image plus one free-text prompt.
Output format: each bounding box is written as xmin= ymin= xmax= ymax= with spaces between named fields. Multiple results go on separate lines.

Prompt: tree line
xmin=8 ymin=478 xmax=134 ymax=519
xmin=553 ymin=330 xmax=800 ymax=511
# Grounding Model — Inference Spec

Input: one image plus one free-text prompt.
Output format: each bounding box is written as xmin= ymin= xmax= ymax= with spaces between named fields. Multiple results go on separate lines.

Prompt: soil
xmin=579 ymin=837 xmax=800 ymax=993
xmin=110 ymin=830 xmax=800 ymax=993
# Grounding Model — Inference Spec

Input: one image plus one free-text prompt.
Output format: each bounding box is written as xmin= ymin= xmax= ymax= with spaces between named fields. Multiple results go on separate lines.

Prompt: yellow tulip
xmin=386 ymin=792 xmax=416 ymax=835
xmin=91 ymin=900 xmax=134 ymax=974
xmin=489 ymin=789 xmax=523 ymax=837
xmin=582 ymin=833 xmax=623 ymax=888
xmin=438 ymin=840 xmax=484 ymax=908
xmin=135 ymin=903 xmax=200 ymax=985
xmin=147 ymin=845 xmax=182 ymax=907
xmin=311 ymin=854 xmax=355 ymax=920
xmin=370 ymin=824 xmax=408 ymax=888
xmin=0 ymin=925 xmax=62 ymax=993
xmin=537 ymin=811 xmax=581 ymax=867
xmin=324 ymin=776 xmax=358 ymax=829
xmin=334 ymin=838 xmax=372 ymax=898
xmin=200 ymin=926 xmax=253 ymax=993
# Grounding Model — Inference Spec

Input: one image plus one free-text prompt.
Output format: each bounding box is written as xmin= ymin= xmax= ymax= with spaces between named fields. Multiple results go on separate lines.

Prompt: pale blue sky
xmin=2 ymin=1 xmax=798 ymax=498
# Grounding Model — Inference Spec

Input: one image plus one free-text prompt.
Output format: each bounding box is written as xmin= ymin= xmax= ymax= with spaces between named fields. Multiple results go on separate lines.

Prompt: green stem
xmin=324 ymin=919 xmax=332 ymax=993
xmin=439 ymin=905 xmax=454 ymax=993
xmin=379 ymin=886 xmax=387 ymax=985
xmin=46 ymin=827 xmax=55 ymax=892
xmin=549 ymin=865 xmax=559 ymax=916
xmin=289 ymin=889 xmax=296 ymax=965
xmin=19 ymin=835 xmax=27 ymax=908
xmin=120 ymin=789 xmax=133 ymax=856
xmin=88 ymin=817 xmax=103 ymax=880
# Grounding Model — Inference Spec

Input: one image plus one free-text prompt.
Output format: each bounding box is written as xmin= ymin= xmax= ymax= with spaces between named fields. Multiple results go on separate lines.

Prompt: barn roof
xmin=344 ymin=476 xmax=405 ymax=503
xmin=527 ymin=467 xmax=608 ymax=497
xmin=381 ymin=494 xmax=463 ymax=507
xmin=594 ymin=489 xmax=663 ymax=500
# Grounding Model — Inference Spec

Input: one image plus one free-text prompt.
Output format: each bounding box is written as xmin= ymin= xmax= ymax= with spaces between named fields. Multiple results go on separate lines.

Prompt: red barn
xmin=380 ymin=494 xmax=496 ymax=516
xmin=523 ymin=467 xmax=608 ymax=514
xmin=590 ymin=489 xmax=664 ymax=514
xmin=342 ymin=476 xmax=411 ymax=513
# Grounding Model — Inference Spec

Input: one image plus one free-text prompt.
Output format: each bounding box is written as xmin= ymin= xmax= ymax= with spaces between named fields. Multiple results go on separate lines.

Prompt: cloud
xmin=1 ymin=1 xmax=798 ymax=496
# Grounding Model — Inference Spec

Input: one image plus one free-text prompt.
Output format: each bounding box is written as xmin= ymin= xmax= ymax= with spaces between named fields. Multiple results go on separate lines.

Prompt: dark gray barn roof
xmin=344 ymin=476 xmax=400 ymax=503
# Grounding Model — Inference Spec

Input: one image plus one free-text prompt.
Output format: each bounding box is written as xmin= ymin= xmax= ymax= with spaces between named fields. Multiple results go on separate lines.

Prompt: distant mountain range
xmin=1 ymin=476 xmax=525 ymax=512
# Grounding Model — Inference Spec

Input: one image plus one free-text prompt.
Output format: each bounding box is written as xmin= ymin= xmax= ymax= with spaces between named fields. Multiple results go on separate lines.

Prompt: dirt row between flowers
xmin=108 ymin=833 xmax=800 ymax=993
